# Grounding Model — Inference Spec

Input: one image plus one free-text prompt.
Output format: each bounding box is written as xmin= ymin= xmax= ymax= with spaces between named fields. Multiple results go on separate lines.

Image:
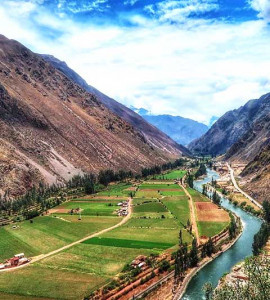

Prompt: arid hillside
xmin=0 ymin=35 xmax=189 ymax=197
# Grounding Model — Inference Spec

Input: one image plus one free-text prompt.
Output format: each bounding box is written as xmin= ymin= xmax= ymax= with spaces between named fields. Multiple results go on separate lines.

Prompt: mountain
xmin=188 ymin=93 xmax=270 ymax=156
xmin=129 ymin=107 xmax=208 ymax=146
xmin=0 ymin=35 xmax=189 ymax=197
xmin=41 ymin=55 xmax=189 ymax=158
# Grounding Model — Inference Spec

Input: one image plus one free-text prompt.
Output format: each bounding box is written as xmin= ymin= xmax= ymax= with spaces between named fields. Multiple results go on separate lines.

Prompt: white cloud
xmin=145 ymin=0 xmax=219 ymax=23
xmin=249 ymin=0 xmax=270 ymax=22
xmin=0 ymin=1 xmax=270 ymax=124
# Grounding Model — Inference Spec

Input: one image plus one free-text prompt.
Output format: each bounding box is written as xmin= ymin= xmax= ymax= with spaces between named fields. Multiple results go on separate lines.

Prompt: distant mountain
xmin=129 ymin=107 xmax=208 ymax=146
xmin=189 ymin=93 xmax=270 ymax=156
xmin=0 ymin=35 xmax=189 ymax=197
xmin=41 ymin=55 xmax=190 ymax=159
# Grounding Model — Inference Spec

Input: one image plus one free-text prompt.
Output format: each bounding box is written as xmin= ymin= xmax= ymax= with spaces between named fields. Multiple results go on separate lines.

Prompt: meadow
xmin=156 ymin=170 xmax=187 ymax=180
xmin=0 ymin=170 xmax=229 ymax=299
xmin=197 ymin=221 xmax=229 ymax=237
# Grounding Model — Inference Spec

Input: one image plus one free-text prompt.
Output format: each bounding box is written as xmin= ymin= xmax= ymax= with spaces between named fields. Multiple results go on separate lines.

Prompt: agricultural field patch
xmin=82 ymin=237 xmax=174 ymax=250
xmin=139 ymin=183 xmax=181 ymax=190
xmin=156 ymin=170 xmax=187 ymax=180
xmin=197 ymin=221 xmax=229 ymax=238
xmin=187 ymin=188 xmax=210 ymax=202
xmin=56 ymin=201 xmax=119 ymax=216
xmin=135 ymin=190 xmax=161 ymax=198
xmin=0 ymin=265 xmax=106 ymax=300
xmin=0 ymin=216 xmax=119 ymax=261
xmin=195 ymin=202 xmax=230 ymax=222
xmin=160 ymin=190 xmax=186 ymax=196
xmin=133 ymin=202 xmax=167 ymax=213
xmin=132 ymin=198 xmax=157 ymax=205
xmin=162 ymin=197 xmax=190 ymax=225
xmin=97 ymin=183 xmax=133 ymax=197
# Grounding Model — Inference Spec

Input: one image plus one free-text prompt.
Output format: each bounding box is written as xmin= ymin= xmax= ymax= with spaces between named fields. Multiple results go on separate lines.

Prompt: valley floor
xmin=0 ymin=169 xmax=230 ymax=299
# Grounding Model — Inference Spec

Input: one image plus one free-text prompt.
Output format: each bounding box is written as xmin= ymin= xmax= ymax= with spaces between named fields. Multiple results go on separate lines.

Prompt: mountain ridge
xmin=0 ymin=35 xmax=189 ymax=197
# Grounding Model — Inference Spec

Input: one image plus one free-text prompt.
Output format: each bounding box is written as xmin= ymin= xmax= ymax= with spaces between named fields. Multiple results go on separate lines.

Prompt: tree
xmin=262 ymin=200 xmax=270 ymax=223
xmin=189 ymin=238 xmax=199 ymax=267
xmin=187 ymin=174 xmax=194 ymax=188
xmin=210 ymin=256 xmax=270 ymax=300
xmin=212 ymin=190 xmax=221 ymax=206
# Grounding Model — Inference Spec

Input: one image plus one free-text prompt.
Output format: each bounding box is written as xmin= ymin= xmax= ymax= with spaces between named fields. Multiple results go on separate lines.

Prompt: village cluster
xmin=116 ymin=199 xmax=129 ymax=216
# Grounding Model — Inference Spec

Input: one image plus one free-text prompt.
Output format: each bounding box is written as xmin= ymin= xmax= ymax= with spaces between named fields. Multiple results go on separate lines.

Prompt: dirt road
xmin=227 ymin=163 xmax=262 ymax=210
xmin=180 ymin=183 xmax=200 ymax=245
xmin=0 ymin=198 xmax=133 ymax=273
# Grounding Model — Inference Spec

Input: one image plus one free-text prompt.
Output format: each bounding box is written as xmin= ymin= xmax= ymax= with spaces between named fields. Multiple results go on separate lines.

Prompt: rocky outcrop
xmin=189 ymin=93 xmax=270 ymax=156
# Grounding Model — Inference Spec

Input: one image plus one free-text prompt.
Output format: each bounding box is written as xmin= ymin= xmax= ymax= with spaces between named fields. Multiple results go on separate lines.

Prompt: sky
xmin=0 ymin=0 xmax=270 ymax=124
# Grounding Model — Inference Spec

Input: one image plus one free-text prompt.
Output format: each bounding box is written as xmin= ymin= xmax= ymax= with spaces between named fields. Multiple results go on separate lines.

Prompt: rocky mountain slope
xmin=0 ymin=35 xmax=189 ymax=197
xmin=131 ymin=110 xmax=208 ymax=146
xmin=41 ymin=55 xmax=188 ymax=157
xmin=189 ymin=93 xmax=270 ymax=156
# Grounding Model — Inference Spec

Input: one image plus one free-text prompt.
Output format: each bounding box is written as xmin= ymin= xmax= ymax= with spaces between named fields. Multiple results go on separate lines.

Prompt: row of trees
xmin=252 ymin=200 xmax=270 ymax=255
xmin=194 ymin=163 xmax=207 ymax=179
xmin=141 ymin=158 xmax=186 ymax=177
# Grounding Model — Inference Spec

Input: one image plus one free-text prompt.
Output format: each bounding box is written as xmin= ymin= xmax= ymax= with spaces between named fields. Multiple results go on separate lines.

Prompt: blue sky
xmin=0 ymin=0 xmax=270 ymax=123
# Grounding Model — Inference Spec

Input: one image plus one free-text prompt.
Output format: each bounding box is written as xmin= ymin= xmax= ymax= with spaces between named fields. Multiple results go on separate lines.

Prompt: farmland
xmin=0 ymin=169 xmax=231 ymax=299
xmin=156 ymin=170 xmax=187 ymax=180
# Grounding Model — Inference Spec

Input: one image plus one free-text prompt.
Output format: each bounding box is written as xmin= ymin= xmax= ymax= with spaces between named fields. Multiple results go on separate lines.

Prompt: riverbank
xmin=174 ymin=217 xmax=243 ymax=299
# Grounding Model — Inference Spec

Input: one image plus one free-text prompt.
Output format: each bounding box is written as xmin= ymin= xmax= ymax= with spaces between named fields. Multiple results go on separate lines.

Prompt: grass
xmin=197 ymin=221 xmax=229 ymax=237
xmin=162 ymin=197 xmax=190 ymax=226
xmin=135 ymin=190 xmax=161 ymax=198
xmin=160 ymin=190 xmax=186 ymax=196
xmin=0 ymin=265 xmax=107 ymax=300
xmin=139 ymin=183 xmax=182 ymax=190
xmin=56 ymin=201 xmax=118 ymax=216
xmin=133 ymin=202 xmax=167 ymax=213
xmin=97 ymin=182 xmax=133 ymax=196
xmin=0 ymin=216 xmax=119 ymax=261
xmin=187 ymin=188 xmax=210 ymax=202
xmin=82 ymin=237 xmax=175 ymax=250
xmin=156 ymin=170 xmax=187 ymax=180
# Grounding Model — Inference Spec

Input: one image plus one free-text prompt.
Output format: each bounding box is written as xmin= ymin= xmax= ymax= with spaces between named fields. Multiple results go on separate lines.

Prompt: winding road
xmin=0 ymin=198 xmax=133 ymax=273
xmin=227 ymin=163 xmax=262 ymax=209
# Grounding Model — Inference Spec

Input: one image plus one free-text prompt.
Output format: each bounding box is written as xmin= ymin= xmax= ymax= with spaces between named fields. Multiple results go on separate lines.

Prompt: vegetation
xmin=205 ymin=256 xmax=270 ymax=300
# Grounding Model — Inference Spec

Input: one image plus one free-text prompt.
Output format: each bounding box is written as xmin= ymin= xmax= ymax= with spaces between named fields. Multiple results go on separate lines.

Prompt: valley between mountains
xmin=0 ymin=34 xmax=270 ymax=300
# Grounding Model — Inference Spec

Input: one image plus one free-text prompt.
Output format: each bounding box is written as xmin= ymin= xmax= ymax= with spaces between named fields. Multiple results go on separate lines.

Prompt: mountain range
xmin=189 ymin=93 xmax=270 ymax=202
xmin=0 ymin=35 xmax=189 ymax=197
xmin=130 ymin=107 xmax=208 ymax=146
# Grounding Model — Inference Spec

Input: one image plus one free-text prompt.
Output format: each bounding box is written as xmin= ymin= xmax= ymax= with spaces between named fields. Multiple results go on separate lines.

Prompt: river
xmin=181 ymin=168 xmax=262 ymax=299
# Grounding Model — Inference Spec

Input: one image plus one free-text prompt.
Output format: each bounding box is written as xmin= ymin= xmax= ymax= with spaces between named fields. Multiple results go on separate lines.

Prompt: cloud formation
xmin=249 ymin=0 xmax=270 ymax=22
xmin=0 ymin=0 xmax=269 ymax=124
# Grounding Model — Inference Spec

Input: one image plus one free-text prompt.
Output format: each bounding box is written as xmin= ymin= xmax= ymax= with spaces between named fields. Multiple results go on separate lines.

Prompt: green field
xmin=162 ymin=196 xmax=190 ymax=226
xmin=0 ymin=215 xmax=119 ymax=261
xmin=56 ymin=201 xmax=119 ymax=216
xmin=97 ymin=182 xmax=133 ymax=196
xmin=187 ymin=188 xmax=210 ymax=202
xmin=83 ymin=237 xmax=175 ymax=250
xmin=197 ymin=221 xmax=229 ymax=237
xmin=133 ymin=202 xmax=167 ymax=213
xmin=139 ymin=183 xmax=182 ymax=190
xmin=156 ymin=170 xmax=187 ymax=180
xmin=0 ymin=171 xmax=218 ymax=300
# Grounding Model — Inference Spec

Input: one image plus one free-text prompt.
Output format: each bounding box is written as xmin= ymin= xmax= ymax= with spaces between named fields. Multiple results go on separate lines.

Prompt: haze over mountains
xmin=130 ymin=107 xmax=208 ymax=146
xmin=189 ymin=93 xmax=270 ymax=202
xmin=0 ymin=35 xmax=189 ymax=197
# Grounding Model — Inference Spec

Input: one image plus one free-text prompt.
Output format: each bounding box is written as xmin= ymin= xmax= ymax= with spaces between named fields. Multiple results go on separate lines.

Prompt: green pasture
xmin=197 ymin=221 xmax=229 ymax=237
xmin=83 ymin=237 xmax=174 ymax=250
xmin=0 ymin=215 xmax=119 ymax=261
xmin=156 ymin=170 xmax=187 ymax=180
xmin=187 ymin=188 xmax=210 ymax=202
xmin=56 ymin=201 xmax=118 ymax=216
xmin=97 ymin=182 xmax=133 ymax=196
xmin=162 ymin=196 xmax=190 ymax=226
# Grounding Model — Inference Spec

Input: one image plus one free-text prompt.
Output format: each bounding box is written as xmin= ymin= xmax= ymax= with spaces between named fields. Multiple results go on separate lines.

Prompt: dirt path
xmin=0 ymin=198 xmax=133 ymax=273
xmin=227 ymin=163 xmax=262 ymax=210
xmin=180 ymin=183 xmax=200 ymax=245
